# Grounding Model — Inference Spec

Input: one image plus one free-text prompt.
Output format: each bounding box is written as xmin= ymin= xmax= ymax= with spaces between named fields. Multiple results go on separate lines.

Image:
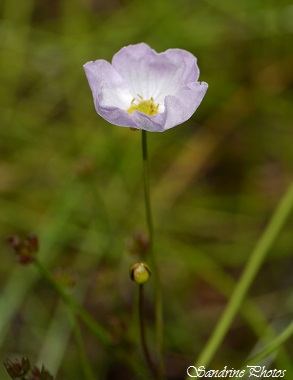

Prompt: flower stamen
xmin=127 ymin=94 xmax=159 ymax=116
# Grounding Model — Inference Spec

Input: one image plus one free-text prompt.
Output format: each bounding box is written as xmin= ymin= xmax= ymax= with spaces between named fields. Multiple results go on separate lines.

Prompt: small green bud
xmin=129 ymin=262 xmax=151 ymax=284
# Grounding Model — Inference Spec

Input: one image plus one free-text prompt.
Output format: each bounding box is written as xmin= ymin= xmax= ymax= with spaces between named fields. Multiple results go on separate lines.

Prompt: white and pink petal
xmin=83 ymin=43 xmax=208 ymax=132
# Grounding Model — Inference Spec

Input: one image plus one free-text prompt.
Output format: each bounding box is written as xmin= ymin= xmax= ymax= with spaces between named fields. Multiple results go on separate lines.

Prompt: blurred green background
xmin=0 ymin=0 xmax=293 ymax=378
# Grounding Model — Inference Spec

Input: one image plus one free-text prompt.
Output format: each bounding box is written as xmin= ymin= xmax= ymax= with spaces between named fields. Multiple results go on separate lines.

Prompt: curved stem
xmin=188 ymin=180 xmax=293 ymax=374
xmin=142 ymin=130 xmax=164 ymax=379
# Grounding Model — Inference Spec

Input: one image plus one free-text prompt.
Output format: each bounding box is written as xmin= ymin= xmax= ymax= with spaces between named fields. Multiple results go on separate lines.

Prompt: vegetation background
xmin=0 ymin=0 xmax=292 ymax=378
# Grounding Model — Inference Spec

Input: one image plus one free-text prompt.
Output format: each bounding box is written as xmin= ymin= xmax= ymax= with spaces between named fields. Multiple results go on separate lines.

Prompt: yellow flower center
xmin=127 ymin=94 xmax=159 ymax=116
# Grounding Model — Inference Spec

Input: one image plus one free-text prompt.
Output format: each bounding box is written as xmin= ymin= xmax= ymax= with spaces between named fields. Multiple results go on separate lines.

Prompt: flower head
xmin=4 ymin=357 xmax=30 ymax=378
xmin=6 ymin=234 xmax=39 ymax=265
xmin=83 ymin=43 xmax=208 ymax=132
xmin=129 ymin=262 xmax=151 ymax=284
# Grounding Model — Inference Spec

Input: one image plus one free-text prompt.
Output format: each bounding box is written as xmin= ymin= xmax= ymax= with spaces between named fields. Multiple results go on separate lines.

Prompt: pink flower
xmin=84 ymin=43 xmax=208 ymax=132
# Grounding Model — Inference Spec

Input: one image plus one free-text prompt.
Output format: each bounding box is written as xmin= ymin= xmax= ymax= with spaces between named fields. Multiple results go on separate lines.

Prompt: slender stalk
xmin=187 ymin=180 xmax=293 ymax=374
xmin=142 ymin=130 xmax=153 ymax=250
xmin=141 ymin=130 xmax=164 ymax=379
xmin=139 ymin=284 xmax=157 ymax=377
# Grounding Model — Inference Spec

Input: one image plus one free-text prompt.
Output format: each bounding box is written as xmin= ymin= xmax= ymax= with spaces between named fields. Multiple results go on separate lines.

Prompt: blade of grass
xmin=176 ymin=245 xmax=292 ymax=367
xmin=244 ymin=319 xmax=293 ymax=366
xmin=189 ymin=180 xmax=293 ymax=371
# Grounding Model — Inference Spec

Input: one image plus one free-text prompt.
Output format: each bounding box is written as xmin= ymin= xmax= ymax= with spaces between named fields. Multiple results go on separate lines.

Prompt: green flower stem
xmin=244 ymin=319 xmax=293 ymax=365
xmin=33 ymin=259 xmax=143 ymax=375
xmin=142 ymin=130 xmax=164 ymax=379
xmin=139 ymin=284 xmax=157 ymax=377
xmin=189 ymin=180 xmax=293 ymax=372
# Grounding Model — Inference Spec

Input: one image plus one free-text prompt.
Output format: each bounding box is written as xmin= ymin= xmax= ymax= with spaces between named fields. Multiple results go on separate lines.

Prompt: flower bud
xmin=53 ymin=267 xmax=77 ymax=289
xmin=126 ymin=230 xmax=150 ymax=257
xmin=129 ymin=262 xmax=151 ymax=284
xmin=6 ymin=234 xmax=39 ymax=265
xmin=3 ymin=357 xmax=30 ymax=378
xmin=30 ymin=365 xmax=54 ymax=380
